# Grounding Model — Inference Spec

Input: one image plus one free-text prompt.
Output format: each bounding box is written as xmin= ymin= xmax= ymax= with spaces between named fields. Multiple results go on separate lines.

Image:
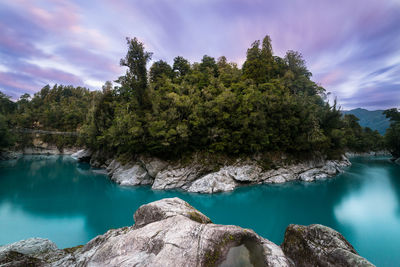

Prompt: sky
xmin=0 ymin=0 xmax=400 ymax=110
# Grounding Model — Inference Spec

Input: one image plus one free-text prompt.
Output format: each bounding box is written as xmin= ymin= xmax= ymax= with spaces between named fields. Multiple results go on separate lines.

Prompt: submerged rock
xmin=281 ymin=224 xmax=375 ymax=267
xmin=0 ymin=198 xmax=374 ymax=267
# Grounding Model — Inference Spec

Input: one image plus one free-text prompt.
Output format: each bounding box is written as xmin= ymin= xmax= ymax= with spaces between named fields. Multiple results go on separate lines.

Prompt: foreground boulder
xmin=0 ymin=198 xmax=374 ymax=267
xmin=281 ymin=224 xmax=374 ymax=267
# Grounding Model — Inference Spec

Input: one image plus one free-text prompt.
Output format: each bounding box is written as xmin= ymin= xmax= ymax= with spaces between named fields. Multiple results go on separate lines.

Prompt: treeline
xmin=0 ymin=35 xmax=391 ymax=159
xmin=0 ymin=86 xmax=92 ymax=149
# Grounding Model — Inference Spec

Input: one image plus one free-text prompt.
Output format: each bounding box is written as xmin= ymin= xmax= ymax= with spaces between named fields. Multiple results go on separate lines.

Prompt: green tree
xmin=173 ymin=56 xmax=191 ymax=78
xmin=0 ymin=114 xmax=14 ymax=149
xmin=117 ymin=37 xmax=152 ymax=107
xmin=384 ymin=108 xmax=400 ymax=158
xmin=150 ymin=60 xmax=174 ymax=83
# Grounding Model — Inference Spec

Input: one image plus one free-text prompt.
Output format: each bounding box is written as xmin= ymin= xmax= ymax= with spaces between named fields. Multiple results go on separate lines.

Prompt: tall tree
xmin=384 ymin=108 xmax=400 ymax=158
xmin=117 ymin=37 xmax=152 ymax=106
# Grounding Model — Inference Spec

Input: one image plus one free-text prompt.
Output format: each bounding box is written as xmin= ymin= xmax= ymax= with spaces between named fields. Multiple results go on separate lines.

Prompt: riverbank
xmin=0 ymin=197 xmax=374 ymax=266
xmin=72 ymin=149 xmax=351 ymax=194
xmin=345 ymin=150 xmax=391 ymax=157
xmin=0 ymin=146 xmax=80 ymax=160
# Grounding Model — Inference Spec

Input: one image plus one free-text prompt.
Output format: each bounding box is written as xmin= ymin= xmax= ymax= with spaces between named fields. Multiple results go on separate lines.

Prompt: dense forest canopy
xmin=0 ymin=35 xmax=391 ymax=159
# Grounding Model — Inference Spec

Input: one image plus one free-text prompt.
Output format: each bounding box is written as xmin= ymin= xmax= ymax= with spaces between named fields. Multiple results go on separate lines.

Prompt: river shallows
xmin=0 ymin=155 xmax=399 ymax=266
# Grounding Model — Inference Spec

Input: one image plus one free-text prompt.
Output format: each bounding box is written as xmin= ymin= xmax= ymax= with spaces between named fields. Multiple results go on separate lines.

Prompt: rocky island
xmin=0 ymin=197 xmax=374 ymax=267
xmin=71 ymin=149 xmax=351 ymax=194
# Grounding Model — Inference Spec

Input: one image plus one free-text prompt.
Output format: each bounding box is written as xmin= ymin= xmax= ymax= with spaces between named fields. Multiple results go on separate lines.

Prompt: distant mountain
xmin=343 ymin=108 xmax=390 ymax=135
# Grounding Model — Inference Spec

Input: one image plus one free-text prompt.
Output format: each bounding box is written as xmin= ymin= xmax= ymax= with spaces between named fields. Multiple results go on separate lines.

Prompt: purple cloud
xmin=0 ymin=0 xmax=399 ymax=109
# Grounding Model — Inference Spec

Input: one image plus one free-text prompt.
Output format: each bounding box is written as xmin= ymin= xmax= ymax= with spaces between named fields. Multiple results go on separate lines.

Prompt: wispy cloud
xmin=0 ymin=0 xmax=399 ymax=109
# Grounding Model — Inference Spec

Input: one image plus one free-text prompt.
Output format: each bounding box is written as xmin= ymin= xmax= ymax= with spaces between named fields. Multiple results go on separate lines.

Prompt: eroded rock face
xmin=187 ymin=168 xmax=238 ymax=193
xmin=281 ymin=224 xmax=375 ymax=267
xmin=138 ymin=156 xmax=168 ymax=178
xmin=152 ymin=164 xmax=207 ymax=190
xmin=71 ymin=149 xmax=92 ymax=162
xmin=110 ymin=163 xmax=152 ymax=186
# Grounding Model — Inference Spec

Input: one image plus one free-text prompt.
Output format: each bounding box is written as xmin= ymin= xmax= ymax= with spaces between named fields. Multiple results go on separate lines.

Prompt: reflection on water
xmin=334 ymin=164 xmax=400 ymax=265
xmin=0 ymin=156 xmax=399 ymax=266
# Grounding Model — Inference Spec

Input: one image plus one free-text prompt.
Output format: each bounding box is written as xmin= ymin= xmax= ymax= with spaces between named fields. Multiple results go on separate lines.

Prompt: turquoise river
xmin=0 ymin=155 xmax=399 ymax=266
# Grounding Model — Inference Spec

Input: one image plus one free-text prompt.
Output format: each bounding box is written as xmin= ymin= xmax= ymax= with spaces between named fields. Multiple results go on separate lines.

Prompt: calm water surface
xmin=0 ymin=155 xmax=399 ymax=266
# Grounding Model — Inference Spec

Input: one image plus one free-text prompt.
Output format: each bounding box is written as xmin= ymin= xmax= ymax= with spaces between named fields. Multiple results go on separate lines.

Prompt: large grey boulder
xmin=187 ymin=168 xmax=238 ymax=193
xmin=281 ymin=224 xmax=375 ymax=267
xmin=152 ymin=164 xmax=206 ymax=190
xmin=227 ymin=165 xmax=262 ymax=182
xmin=0 ymin=238 xmax=58 ymax=257
xmin=65 ymin=197 xmax=291 ymax=267
xmin=262 ymin=158 xmax=350 ymax=184
xmin=110 ymin=162 xmax=153 ymax=186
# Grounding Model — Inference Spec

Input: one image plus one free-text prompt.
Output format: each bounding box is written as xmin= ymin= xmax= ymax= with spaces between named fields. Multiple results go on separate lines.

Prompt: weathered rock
xmin=71 ymin=149 xmax=92 ymax=162
xmin=299 ymin=168 xmax=328 ymax=182
xmin=0 ymin=238 xmax=58 ymax=257
xmin=0 ymin=251 xmax=44 ymax=267
xmin=60 ymin=197 xmax=291 ymax=267
xmin=110 ymin=163 xmax=153 ymax=186
xmin=281 ymin=224 xmax=375 ymax=267
xmin=81 ymin=149 xmax=352 ymax=194
xmin=152 ymin=164 xmax=206 ymax=190
xmin=138 ymin=156 xmax=168 ymax=178
xmin=262 ymin=158 xmax=350 ymax=184
xmin=89 ymin=150 xmax=102 ymax=168
xmin=227 ymin=165 xmax=263 ymax=182
xmin=133 ymin=197 xmax=212 ymax=227
xmin=187 ymin=168 xmax=238 ymax=193
xmin=0 ymin=238 xmax=65 ymax=264
xmin=263 ymin=174 xmax=289 ymax=184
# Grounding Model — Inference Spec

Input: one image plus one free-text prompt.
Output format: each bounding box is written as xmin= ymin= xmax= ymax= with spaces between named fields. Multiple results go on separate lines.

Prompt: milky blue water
xmin=0 ymin=155 xmax=399 ymax=266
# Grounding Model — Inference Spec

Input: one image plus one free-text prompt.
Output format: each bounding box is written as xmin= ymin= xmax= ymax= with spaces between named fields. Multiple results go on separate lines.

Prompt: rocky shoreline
xmin=72 ymin=149 xmax=351 ymax=194
xmin=0 ymin=147 xmax=80 ymax=160
xmin=345 ymin=150 xmax=391 ymax=158
xmin=0 ymin=197 xmax=374 ymax=266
